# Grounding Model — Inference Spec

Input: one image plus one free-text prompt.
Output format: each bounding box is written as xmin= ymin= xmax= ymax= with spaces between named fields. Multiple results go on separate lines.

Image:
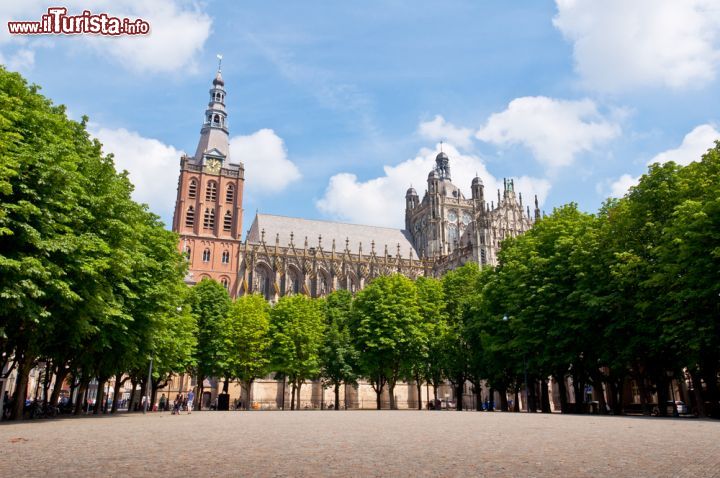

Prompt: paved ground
xmin=1 ymin=411 xmax=719 ymax=477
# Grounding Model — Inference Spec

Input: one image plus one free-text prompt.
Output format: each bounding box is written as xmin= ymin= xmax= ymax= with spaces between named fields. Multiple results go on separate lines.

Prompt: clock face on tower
xmin=448 ymin=210 xmax=458 ymax=222
xmin=462 ymin=211 xmax=471 ymax=225
xmin=206 ymin=158 xmax=222 ymax=173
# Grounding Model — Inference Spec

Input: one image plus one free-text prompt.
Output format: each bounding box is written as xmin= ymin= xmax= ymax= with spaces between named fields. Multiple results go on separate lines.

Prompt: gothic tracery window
xmin=223 ymin=211 xmax=232 ymax=231
xmin=202 ymin=249 xmax=210 ymax=262
xmin=203 ymin=208 xmax=215 ymax=230
xmin=226 ymin=184 xmax=234 ymax=203
xmin=221 ymin=250 xmax=230 ymax=264
xmin=206 ymin=181 xmax=217 ymax=201
xmin=221 ymin=277 xmax=229 ymax=290
xmin=185 ymin=206 xmax=195 ymax=227
xmin=188 ymin=179 xmax=197 ymax=199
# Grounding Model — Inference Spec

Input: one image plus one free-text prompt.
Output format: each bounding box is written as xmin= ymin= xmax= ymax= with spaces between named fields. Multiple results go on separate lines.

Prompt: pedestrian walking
xmin=187 ymin=388 xmax=195 ymax=414
xmin=172 ymin=393 xmax=182 ymax=415
xmin=159 ymin=393 xmax=166 ymax=412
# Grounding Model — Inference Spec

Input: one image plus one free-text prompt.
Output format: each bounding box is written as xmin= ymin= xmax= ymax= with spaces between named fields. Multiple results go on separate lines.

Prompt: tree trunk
xmin=556 ymin=375 xmax=569 ymax=414
xmin=594 ymin=374 xmax=608 ymax=415
xmin=700 ymin=363 xmax=719 ymax=418
xmin=416 ymin=378 xmax=423 ymax=411
xmin=691 ymin=372 xmax=707 ymax=418
xmin=111 ymin=373 xmax=123 ymax=413
xmin=513 ymin=389 xmax=519 ymax=412
xmin=474 ymin=383 xmax=482 ymax=412
xmin=541 ymin=379 xmax=551 ymax=413
xmin=655 ymin=372 xmax=669 ymax=417
xmin=388 ymin=382 xmax=396 ymax=410
xmin=636 ymin=373 xmax=652 ymax=416
xmin=42 ymin=363 xmax=53 ymax=406
xmin=49 ymin=366 xmax=70 ymax=407
xmin=296 ymin=381 xmax=302 ymax=410
xmin=94 ymin=377 xmax=106 ymax=415
xmin=74 ymin=379 xmax=88 ymax=415
xmin=290 ymin=380 xmax=296 ymax=410
xmin=223 ymin=377 xmax=229 ymax=394
xmin=197 ymin=375 xmax=204 ymax=411
xmin=139 ymin=379 xmax=148 ymax=412
xmin=572 ymin=375 xmax=583 ymax=414
xmin=334 ymin=383 xmax=340 ymax=411
xmin=128 ymin=379 xmax=138 ymax=412
xmin=499 ymin=387 xmax=508 ymax=411
xmin=455 ymin=381 xmax=463 ymax=411
xmin=375 ymin=385 xmax=382 ymax=410
xmin=528 ymin=379 xmax=537 ymax=413
xmin=243 ymin=381 xmax=252 ymax=410
xmin=10 ymin=354 xmax=33 ymax=420
xmin=281 ymin=377 xmax=286 ymax=410
xmin=616 ymin=377 xmax=627 ymax=415
xmin=151 ymin=380 xmax=159 ymax=411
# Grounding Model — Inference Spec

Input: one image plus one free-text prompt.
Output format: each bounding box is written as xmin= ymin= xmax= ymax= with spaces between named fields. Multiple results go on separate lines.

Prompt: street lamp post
xmin=524 ymin=356 xmax=529 ymax=413
xmin=143 ymin=356 xmax=153 ymax=414
xmin=668 ymin=370 xmax=678 ymax=417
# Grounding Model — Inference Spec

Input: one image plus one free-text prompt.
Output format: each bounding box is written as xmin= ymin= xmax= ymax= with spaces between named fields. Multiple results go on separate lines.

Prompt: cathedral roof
xmin=247 ymin=214 xmax=420 ymax=259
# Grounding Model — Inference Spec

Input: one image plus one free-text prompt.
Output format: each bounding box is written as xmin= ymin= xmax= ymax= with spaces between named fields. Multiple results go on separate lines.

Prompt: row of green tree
xmin=0 ymin=68 xmax=195 ymax=419
xmin=2 ymin=67 xmax=718 ymax=419
xmin=190 ymin=143 xmax=720 ymax=418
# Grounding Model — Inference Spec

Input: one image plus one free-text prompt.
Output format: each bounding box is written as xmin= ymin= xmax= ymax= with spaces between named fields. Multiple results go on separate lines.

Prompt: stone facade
xmin=171 ymin=68 xmax=543 ymax=408
xmin=172 ymin=69 xmax=244 ymax=295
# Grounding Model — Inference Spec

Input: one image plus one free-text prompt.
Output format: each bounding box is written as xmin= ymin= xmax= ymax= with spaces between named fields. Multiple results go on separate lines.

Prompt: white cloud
xmin=649 ymin=124 xmax=719 ymax=166
xmin=91 ymin=126 xmax=183 ymax=222
xmin=418 ymin=115 xmax=474 ymax=149
xmin=229 ymin=129 xmax=301 ymax=193
xmin=553 ymin=0 xmax=720 ymax=91
xmin=476 ymin=96 xmax=620 ymax=169
xmin=605 ymin=123 xmax=718 ymax=198
xmin=316 ymin=142 xmax=550 ymax=228
xmin=0 ymin=1 xmax=211 ymax=73
xmin=608 ymin=174 xmax=639 ymax=198
xmin=0 ymin=49 xmax=34 ymax=71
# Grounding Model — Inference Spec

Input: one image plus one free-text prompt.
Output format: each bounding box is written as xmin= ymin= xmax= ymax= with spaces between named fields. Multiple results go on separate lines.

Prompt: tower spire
xmin=194 ymin=63 xmax=229 ymax=161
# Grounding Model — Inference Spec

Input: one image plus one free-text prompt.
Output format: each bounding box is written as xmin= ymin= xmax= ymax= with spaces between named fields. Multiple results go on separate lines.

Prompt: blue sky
xmin=2 ymin=0 xmax=719 ymax=231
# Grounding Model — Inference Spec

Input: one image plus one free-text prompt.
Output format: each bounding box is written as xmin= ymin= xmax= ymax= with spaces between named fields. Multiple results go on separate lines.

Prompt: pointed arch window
xmin=206 ymin=181 xmax=217 ymax=201
xmin=188 ymin=179 xmax=197 ymax=199
xmin=221 ymin=250 xmax=230 ymax=264
xmin=203 ymin=208 xmax=215 ymax=230
xmin=185 ymin=206 xmax=195 ymax=227
xmin=184 ymin=246 xmax=191 ymax=260
xmin=202 ymin=249 xmax=210 ymax=262
xmin=226 ymin=184 xmax=234 ymax=203
xmin=223 ymin=211 xmax=232 ymax=231
xmin=221 ymin=277 xmax=229 ymax=290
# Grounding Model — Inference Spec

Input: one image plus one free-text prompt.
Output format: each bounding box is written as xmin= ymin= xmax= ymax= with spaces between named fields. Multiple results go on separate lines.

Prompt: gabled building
xmin=173 ymin=67 xmax=539 ymax=298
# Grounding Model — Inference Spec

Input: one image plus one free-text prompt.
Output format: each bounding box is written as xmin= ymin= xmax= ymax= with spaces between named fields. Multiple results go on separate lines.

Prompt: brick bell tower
xmin=172 ymin=61 xmax=244 ymax=295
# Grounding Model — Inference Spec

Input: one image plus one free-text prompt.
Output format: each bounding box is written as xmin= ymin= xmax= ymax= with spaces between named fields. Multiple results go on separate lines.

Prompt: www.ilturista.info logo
xmin=7 ymin=7 xmax=150 ymax=36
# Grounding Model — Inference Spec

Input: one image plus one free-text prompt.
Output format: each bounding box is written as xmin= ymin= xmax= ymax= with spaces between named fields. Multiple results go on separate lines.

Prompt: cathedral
xmin=172 ymin=67 xmax=540 ymax=301
xmin=171 ymin=67 xmax=541 ymax=409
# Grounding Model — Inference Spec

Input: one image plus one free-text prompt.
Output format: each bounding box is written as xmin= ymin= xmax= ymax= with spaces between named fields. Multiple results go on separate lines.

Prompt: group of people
xmin=157 ymin=389 xmax=194 ymax=415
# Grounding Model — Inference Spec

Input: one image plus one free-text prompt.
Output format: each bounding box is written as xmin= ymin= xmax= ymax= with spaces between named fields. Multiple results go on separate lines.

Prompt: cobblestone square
xmin=2 ymin=411 xmax=719 ymax=477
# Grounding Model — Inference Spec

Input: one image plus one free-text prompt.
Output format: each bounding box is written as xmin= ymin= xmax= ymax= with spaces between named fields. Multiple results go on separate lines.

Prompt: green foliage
xmin=224 ymin=294 xmax=271 ymax=386
xmin=0 ymin=68 xmax=192 ymax=417
xmin=320 ymin=290 xmax=358 ymax=391
xmin=270 ymin=294 xmax=325 ymax=386
xmin=350 ymin=274 xmax=422 ymax=406
xmin=189 ymin=278 xmax=232 ymax=381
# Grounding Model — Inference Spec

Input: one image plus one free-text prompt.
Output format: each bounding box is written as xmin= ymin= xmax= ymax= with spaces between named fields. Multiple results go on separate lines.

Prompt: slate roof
xmin=246 ymin=214 xmax=420 ymax=259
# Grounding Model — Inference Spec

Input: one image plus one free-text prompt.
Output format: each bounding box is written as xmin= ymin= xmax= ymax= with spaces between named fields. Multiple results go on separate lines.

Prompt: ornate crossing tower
xmin=172 ymin=63 xmax=245 ymax=294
